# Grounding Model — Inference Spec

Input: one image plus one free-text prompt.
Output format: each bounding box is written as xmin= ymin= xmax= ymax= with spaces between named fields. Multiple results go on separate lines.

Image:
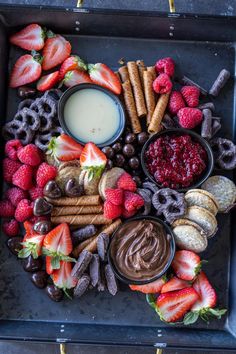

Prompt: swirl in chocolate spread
xmin=110 ymin=219 xmax=171 ymax=281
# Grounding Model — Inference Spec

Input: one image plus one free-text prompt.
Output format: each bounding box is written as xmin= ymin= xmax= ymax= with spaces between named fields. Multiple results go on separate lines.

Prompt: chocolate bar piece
xmin=72 ymin=225 xmax=97 ymax=245
xmin=89 ymin=254 xmax=100 ymax=287
xmin=178 ymin=75 xmax=208 ymax=96
xmin=74 ymin=274 xmax=90 ymax=298
xmin=105 ymin=264 xmax=118 ymax=296
xmin=97 ymin=232 xmax=109 ymax=261
xmin=209 ymin=69 xmax=230 ymax=97
xmin=71 ymin=250 xmax=93 ymax=278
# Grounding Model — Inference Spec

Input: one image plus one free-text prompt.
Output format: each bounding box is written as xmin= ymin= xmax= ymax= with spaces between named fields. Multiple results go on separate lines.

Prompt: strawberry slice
xmin=157 ymin=287 xmax=199 ymax=323
xmin=59 ymin=55 xmax=87 ymax=81
xmin=10 ymin=54 xmax=42 ymax=88
xmin=47 ymin=133 xmax=83 ymax=161
xmin=63 ymin=69 xmax=92 ymax=87
xmin=46 ymin=255 xmax=54 ymax=275
xmin=18 ymin=232 xmax=45 ymax=259
xmin=88 ymin=63 xmax=121 ymax=95
xmin=171 ymin=250 xmax=201 ymax=281
xmin=10 ymin=24 xmax=45 ymax=51
xmin=51 ymin=261 xmax=77 ymax=293
xmin=23 ymin=221 xmax=34 ymax=235
xmin=129 ymin=278 xmax=165 ymax=294
xmin=42 ymin=32 xmax=71 ymax=71
xmin=80 ymin=142 xmax=107 ymax=180
xmin=161 ymin=276 xmax=191 ymax=293
xmin=37 ymin=71 xmax=59 ymax=92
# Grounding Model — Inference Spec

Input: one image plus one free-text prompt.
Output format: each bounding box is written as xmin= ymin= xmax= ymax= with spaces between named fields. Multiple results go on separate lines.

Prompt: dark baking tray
xmin=0 ymin=5 xmax=236 ymax=351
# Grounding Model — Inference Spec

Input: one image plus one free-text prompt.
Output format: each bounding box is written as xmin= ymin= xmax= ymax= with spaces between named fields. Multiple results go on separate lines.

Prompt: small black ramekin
xmin=58 ymin=83 xmax=125 ymax=148
xmin=108 ymin=216 xmax=176 ymax=285
xmin=141 ymin=128 xmax=214 ymax=193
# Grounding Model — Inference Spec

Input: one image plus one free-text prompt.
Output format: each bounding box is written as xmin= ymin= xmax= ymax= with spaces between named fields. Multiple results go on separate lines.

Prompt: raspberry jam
xmin=145 ymin=134 xmax=207 ymax=189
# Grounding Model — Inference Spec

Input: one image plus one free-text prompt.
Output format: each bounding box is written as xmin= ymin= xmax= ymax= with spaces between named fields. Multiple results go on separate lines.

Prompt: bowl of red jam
xmin=141 ymin=129 xmax=214 ymax=192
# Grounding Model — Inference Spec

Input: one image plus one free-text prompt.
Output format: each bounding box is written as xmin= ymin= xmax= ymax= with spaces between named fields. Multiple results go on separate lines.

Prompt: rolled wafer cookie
xmin=118 ymin=66 xmax=129 ymax=83
xmin=143 ymin=70 xmax=156 ymax=125
xmin=51 ymin=214 xmax=112 ymax=225
xmin=147 ymin=66 xmax=156 ymax=80
xmin=51 ymin=205 xmax=103 ymax=216
xmin=127 ymin=61 xmax=147 ymax=118
xmin=122 ymin=80 xmax=141 ymax=133
xmin=45 ymin=195 xmax=101 ymax=206
xmin=148 ymin=93 xmax=170 ymax=133
xmin=136 ymin=60 xmax=146 ymax=88
xmin=185 ymin=189 xmax=219 ymax=216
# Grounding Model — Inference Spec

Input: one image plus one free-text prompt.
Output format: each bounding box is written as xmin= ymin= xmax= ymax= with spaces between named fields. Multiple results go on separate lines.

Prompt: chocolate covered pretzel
xmin=210 ymin=137 xmax=236 ymax=170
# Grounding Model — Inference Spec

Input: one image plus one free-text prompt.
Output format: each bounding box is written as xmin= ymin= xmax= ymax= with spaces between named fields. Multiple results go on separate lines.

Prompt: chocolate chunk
xmin=23 ymin=255 xmax=43 ymax=272
xmin=198 ymin=102 xmax=215 ymax=111
xmin=71 ymin=250 xmax=93 ymax=278
xmin=201 ymin=108 xmax=212 ymax=139
xmin=72 ymin=225 xmax=97 ymax=245
xmin=211 ymin=120 xmax=222 ymax=137
xmin=209 ymin=69 xmax=230 ymax=97
xmin=65 ymin=178 xmax=84 ymax=197
xmin=17 ymin=86 xmax=36 ymax=99
xmin=178 ymin=75 xmax=208 ymax=96
xmin=74 ymin=274 xmax=90 ymax=298
xmin=97 ymin=233 xmax=109 ymax=261
xmin=33 ymin=197 xmax=53 ymax=216
xmin=161 ymin=113 xmax=179 ymax=129
xmin=89 ymin=254 xmax=100 ymax=287
xmin=43 ymin=180 xmax=62 ymax=199
xmin=104 ymin=264 xmax=118 ymax=296
xmin=33 ymin=220 xmax=52 ymax=234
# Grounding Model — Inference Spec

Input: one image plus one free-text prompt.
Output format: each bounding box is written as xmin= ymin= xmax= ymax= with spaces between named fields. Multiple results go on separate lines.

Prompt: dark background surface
xmin=0 ymin=0 xmax=236 ymax=353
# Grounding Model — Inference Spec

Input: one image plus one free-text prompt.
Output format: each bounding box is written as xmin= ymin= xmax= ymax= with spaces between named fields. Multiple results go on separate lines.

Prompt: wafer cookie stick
xmin=148 ymin=93 xmax=170 ymax=133
xmin=118 ymin=66 xmax=129 ymax=83
xmin=127 ymin=61 xmax=147 ymax=117
xmin=51 ymin=214 xmax=111 ymax=225
xmin=143 ymin=70 xmax=156 ymax=125
xmin=122 ymin=80 xmax=141 ymax=133
xmin=136 ymin=60 xmax=146 ymax=88
xmin=51 ymin=205 xmax=103 ymax=217
xmin=147 ymin=66 xmax=156 ymax=80
xmin=46 ymin=195 xmax=101 ymax=206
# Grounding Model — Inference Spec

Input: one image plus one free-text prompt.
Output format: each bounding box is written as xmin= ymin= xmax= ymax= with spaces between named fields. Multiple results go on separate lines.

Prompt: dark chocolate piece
xmin=23 ymin=255 xmax=43 ymax=272
xmin=89 ymin=254 xmax=100 ymax=287
xmin=178 ymin=75 xmax=208 ymax=96
xmin=198 ymin=102 xmax=215 ymax=111
xmin=161 ymin=113 xmax=179 ymax=129
xmin=74 ymin=274 xmax=90 ymax=298
xmin=209 ymin=69 xmax=230 ymax=97
xmin=97 ymin=233 xmax=109 ymax=261
xmin=33 ymin=221 xmax=52 ymax=235
xmin=104 ymin=264 xmax=118 ymax=296
xmin=17 ymin=86 xmax=36 ymax=99
xmin=211 ymin=120 xmax=222 ymax=137
xmin=71 ymin=250 xmax=93 ymax=278
xmin=72 ymin=225 xmax=97 ymax=244
xmin=43 ymin=180 xmax=62 ymax=199
xmin=33 ymin=197 xmax=53 ymax=216
xmin=97 ymin=264 xmax=106 ymax=292
xmin=201 ymin=108 xmax=212 ymax=139
xmin=65 ymin=178 xmax=84 ymax=197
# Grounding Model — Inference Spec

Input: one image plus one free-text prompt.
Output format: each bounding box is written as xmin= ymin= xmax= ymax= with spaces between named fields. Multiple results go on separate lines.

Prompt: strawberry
xmin=88 ymin=63 xmax=121 ymax=95
xmin=10 ymin=24 xmax=45 ymax=51
xmin=157 ymin=287 xmax=199 ymax=323
xmin=59 ymin=55 xmax=87 ymax=80
xmin=63 ymin=69 xmax=92 ymax=87
xmin=37 ymin=71 xmax=59 ymax=92
xmin=10 ymin=54 xmax=42 ymax=88
xmin=18 ymin=232 xmax=45 ymax=259
xmin=5 ymin=187 xmax=28 ymax=206
xmin=3 ymin=158 xmax=22 ymax=183
xmin=171 ymin=250 xmax=201 ymax=281
xmin=46 ymin=256 xmax=54 ymax=275
xmin=104 ymin=200 xmax=122 ymax=219
xmin=51 ymin=261 xmax=77 ymax=293
xmin=117 ymin=172 xmax=137 ymax=192
xmin=105 ymin=188 xmax=123 ymax=206
xmin=47 ymin=134 xmax=83 ymax=162
xmin=17 ymin=144 xmax=42 ymax=166
xmin=121 ymin=207 xmax=136 ymax=219
xmin=15 ymin=198 xmax=33 ymax=222
xmin=80 ymin=142 xmax=107 ymax=180
xmin=5 ymin=139 xmax=23 ymax=160
xmin=2 ymin=219 xmax=20 ymax=237
xmin=12 ymin=164 xmax=33 ymax=190
xmin=161 ymin=276 xmax=191 ymax=293
xmin=129 ymin=278 xmax=165 ymax=294
xmin=36 ymin=162 xmax=57 ymax=188
xmin=124 ymin=191 xmax=144 ymax=212
xmin=42 ymin=33 xmax=71 ymax=71
xmin=181 ymin=86 xmax=200 ymax=108
xmin=23 ymin=220 xmax=34 ymax=235
xmin=0 ymin=200 xmax=15 ymax=217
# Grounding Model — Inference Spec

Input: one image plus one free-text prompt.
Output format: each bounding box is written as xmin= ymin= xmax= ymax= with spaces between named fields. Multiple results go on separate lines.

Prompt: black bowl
xmin=108 ymin=216 xmax=176 ymax=285
xmin=58 ymin=83 xmax=125 ymax=147
xmin=141 ymin=128 xmax=214 ymax=193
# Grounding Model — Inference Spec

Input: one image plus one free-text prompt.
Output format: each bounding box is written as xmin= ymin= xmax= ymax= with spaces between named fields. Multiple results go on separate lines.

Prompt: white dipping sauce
xmin=64 ymin=88 xmax=120 ymax=144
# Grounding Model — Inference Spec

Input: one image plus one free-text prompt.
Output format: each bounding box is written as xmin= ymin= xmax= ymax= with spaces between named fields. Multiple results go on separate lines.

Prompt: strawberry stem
xmin=46 ymin=30 xmax=56 ymax=39
xmin=31 ymin=50 xmax=43 ymax=65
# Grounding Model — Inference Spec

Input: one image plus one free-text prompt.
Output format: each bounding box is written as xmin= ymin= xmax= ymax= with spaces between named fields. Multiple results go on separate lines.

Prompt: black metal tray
xmin=0 ymin=5 xmax=236 ymax=351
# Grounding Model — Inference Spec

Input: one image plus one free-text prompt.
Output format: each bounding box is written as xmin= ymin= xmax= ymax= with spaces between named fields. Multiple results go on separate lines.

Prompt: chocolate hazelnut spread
xmin=110 ymin=219 xmax=171 ymax=281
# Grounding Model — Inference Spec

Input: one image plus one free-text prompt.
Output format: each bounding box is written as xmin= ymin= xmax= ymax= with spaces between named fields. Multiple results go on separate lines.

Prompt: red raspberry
xmin=181 ymin=86 xmax=200 ymax=108
xmin=168 ymin=91 xmax=186 ymax=115
xmin=36 ymin=162 xmax=57 ymax=188
xmin=12 ymin=164 xmax=33 ymax=191
xmin=29 ymin=186 xmax=44 ymax=201
xmin=3 ymin=158 xmax=22 ymax=183
xmin=104 ymin=200 xmax=122 ymax=219
xmin=117 ymin=172 xmax=137 ymax=192
xmin=122 ymin=207 xmax=136 ymax=219
xmin=124 ymin=191 xmax=144 ymax=212
xmin=0 ymin=200 xmax=15 ymax=217
xmin=17 ymin=144 xmax=43 ymax=166
xmin=177 ymin=108 xmax=203 ymax=129
xmin=15 ymin=199 xmax=34 ymax=222
xmin=153 ymin=73 xmax=173 ymax=94
xmin=2 ymin=219 xmax=20 ymax=237
xmin=5 ymin=187 xmax=28 ymax=206
xmin=105 ymin=188 xmax=124 ymax=206
xmin=155 ymin=57 xmax=175 ymax=77
xmin=5 ymin=139 xmax=22 ymax=161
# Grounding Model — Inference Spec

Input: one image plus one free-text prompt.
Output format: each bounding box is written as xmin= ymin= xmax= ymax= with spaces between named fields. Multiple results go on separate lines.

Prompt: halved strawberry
xmin=10 ymin=24 xmax=45 ymax=51
xmin=62 ymin=69 xmax=92 ymax=87
xmin=51 ymin=261 xmax=77 ymax=293
xmin=42 ymin=33 xmax=71 ymax=71
xmin=46 ymin=255 xmax=54 ymax=275
xmin=18 ymin=232 xmax=45 ymax=259
xmin=23 ymin=220 xmax=34 ymax=235
xmin=10 ymin=54 xmax=42 ymax=88
xmin=59 ymin=55 xmax=87 ymax=81
xmin=129 ymin=278 xmax=165 ymax=294
xmin=161 ymin=276 xmax=191 ymax=294
xmin=157 ymin=287 xmax=199 ymax=323
xmin=88 ymin=63 xmax=121 ymax=95
xmin=171 ymin=250 xmax=201 ymax=281
xmin=37 ymin=71 xmax=59 ymax=92
xmin=80 ymin=142 xmax=107 ymax=180
xmin=47 ymin=133 xmax=83 ymax=161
